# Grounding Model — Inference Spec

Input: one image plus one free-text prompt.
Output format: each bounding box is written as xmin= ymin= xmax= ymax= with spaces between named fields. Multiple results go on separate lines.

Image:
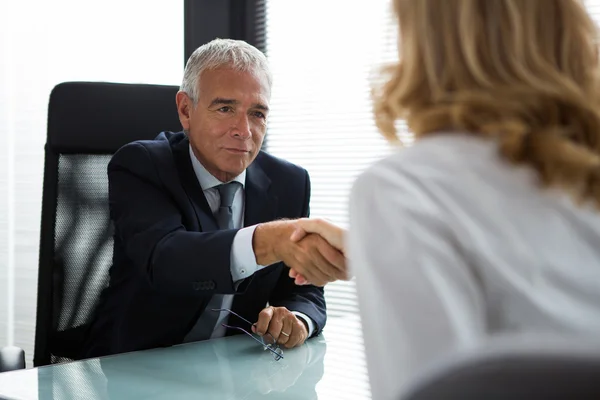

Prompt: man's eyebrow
xmin=252 ymin=103 xmax=270 ymax=112
xmin=208 ymin=98 xmax=269 ymax=112
xmin=208 ymin=98 xmax=239 ymax=107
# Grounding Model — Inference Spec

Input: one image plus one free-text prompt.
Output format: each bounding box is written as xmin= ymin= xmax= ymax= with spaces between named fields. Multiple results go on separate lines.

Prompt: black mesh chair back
xmin=400 ymin=337 xmax=600 ymax=400
xmin=34 ymin=82 xmax=181 ymax=366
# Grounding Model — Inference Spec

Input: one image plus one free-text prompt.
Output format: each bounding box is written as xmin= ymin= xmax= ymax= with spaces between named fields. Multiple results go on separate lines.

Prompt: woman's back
xmin=349 ymin=133 xmax=600 ymax=399
xmin=348 ymin=1 xmax=600 ymax=398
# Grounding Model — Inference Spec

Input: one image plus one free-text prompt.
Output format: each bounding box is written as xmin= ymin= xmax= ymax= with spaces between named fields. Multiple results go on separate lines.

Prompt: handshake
xmin=253 ymin=218 xmax=347 ymax=287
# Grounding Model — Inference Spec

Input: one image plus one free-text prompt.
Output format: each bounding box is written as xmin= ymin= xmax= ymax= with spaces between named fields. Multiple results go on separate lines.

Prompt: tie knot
xmin=217 ymin=182 xmax=240 ymax=208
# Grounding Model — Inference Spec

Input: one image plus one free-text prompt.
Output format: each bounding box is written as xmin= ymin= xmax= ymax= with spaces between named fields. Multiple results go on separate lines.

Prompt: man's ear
xmin=176 ymin=91 xmax=192 ymax=131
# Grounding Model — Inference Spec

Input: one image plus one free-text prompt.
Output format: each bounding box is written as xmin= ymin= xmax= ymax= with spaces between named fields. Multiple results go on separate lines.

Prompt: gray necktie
xmin=183 ymin=182 xmax=240 ymax=343
xmin=215 ymin=182 xmax=240 ymax=230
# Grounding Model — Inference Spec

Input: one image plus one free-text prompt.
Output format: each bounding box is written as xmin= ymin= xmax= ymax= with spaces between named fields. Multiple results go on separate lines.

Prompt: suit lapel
xmin=243 ymin=159 xmax=277 ymax=228
xmin=171 ymin=137 xmax=219 ymax=232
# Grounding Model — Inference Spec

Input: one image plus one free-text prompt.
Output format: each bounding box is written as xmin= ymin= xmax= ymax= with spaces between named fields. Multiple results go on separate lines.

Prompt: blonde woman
xmin=293 ymin=0 xmax=600 ymax=398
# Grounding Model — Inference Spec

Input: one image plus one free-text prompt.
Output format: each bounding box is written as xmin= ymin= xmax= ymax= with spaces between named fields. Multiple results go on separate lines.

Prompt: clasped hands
xmin=280 ymin=218 xmax=347 ymax=287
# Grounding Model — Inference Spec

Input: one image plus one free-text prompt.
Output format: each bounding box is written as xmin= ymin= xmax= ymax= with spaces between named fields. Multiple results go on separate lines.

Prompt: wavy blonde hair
xmin=374 ymin=0 xmax=600 ymax=205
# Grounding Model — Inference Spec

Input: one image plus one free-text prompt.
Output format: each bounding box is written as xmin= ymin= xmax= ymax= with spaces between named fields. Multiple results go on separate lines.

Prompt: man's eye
xmin=252 ymin=111 xmax=266 ymax=119
xmin=218 ymin=106 xmax=233 ymax=112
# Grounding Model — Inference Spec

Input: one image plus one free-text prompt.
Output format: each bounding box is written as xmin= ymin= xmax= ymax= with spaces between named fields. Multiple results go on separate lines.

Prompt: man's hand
xmin=253 ymin=220 xmax=348 ymax=287
xmin=252 ymin=306 xmax=308 ymax=349
xmin=277 ymin=232 xmax=347 ymax=286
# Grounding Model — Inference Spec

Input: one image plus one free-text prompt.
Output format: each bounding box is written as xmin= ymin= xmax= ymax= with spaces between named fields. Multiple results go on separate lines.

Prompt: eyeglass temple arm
xmin=211 ymin=308 xmax=254 ymax=326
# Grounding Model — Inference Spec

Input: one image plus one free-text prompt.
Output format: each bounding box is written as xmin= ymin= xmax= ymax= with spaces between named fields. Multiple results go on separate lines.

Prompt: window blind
xmin=588 ymin=0 xmax=600 ymax=23
xmin=262 ymin=0 xmax=399 ymax=325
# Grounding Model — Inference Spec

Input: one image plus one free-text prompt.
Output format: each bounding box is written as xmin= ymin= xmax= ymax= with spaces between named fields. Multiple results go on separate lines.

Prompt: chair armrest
xmin=0 ymin=346 xmax=26 ymax=372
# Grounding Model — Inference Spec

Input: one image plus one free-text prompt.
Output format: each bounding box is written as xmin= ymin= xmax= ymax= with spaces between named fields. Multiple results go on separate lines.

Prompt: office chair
xmin=400 ymin=337 xmax=600 ymax=400
xmin=0 ymin=82 xmax=181 ymax=372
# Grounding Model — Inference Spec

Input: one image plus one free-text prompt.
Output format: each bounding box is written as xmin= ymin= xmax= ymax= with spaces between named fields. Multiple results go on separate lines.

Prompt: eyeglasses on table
xmin=211 ymin=308 xmax=284 ymax=361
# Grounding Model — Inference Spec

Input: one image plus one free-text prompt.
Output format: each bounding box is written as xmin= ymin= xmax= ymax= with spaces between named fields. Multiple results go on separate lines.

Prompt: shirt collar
xmin=188 ymin=143 xmax=246 ymax=190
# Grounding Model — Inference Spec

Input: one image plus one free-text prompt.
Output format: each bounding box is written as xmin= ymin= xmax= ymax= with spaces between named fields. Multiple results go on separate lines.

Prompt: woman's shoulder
xmin=353 ymin=132 xmax=496 ymax=193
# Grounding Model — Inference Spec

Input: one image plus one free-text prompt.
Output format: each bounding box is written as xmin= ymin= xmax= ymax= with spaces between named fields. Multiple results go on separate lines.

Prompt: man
xmin=81 ymin=39 xmax=347 ymax=358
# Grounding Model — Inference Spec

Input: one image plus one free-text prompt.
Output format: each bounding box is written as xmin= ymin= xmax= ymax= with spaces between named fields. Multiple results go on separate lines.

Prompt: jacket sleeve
xmin=268 ymin=169 xmax=327 ymax=336
xmin=108 ymin=142 xmax=248 ymax=297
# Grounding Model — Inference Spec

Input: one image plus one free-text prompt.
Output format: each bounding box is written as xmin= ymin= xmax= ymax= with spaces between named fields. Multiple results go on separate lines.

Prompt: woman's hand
xmin=288 ymin=218 xmax=347 ymax=285
xmin=290 ymin=218 xmax=346 ymax=254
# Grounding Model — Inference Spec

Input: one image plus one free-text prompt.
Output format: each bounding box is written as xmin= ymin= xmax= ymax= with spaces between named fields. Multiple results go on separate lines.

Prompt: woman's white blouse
xmin=348 ymin=133 xmax=600 ymax=400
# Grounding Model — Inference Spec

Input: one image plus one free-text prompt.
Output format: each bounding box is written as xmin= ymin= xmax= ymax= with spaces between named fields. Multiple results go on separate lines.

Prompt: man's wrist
xmin=252 ymin=220 xmax=295 ymax=266
xmin=230 ymin=226 xmax=263 ymax=283
xmin=291 ymin=311 xmax=315 ymax=338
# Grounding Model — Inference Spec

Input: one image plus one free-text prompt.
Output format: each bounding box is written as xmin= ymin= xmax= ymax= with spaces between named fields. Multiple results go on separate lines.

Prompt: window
xmin=0 ymin=0 xmax=183 ymax=366
xmin=264 ymin=3 xmax=396 ymax=298
xmin=264 ymin=0 xmax=396 ymax=312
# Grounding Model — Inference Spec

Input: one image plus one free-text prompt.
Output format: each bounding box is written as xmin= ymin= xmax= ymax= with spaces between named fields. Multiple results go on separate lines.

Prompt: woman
xmin=293 ymin=0 xmax=600 ymax=398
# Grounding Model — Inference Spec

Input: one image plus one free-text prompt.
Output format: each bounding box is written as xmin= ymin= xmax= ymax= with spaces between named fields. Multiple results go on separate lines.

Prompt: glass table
xmin=0 ymin=317 xmax=370 ymax=399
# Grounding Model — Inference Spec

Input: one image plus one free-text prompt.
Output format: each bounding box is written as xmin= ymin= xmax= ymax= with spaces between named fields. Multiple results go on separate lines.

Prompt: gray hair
xmin=180 ymin=38 xmax=272 ymax=104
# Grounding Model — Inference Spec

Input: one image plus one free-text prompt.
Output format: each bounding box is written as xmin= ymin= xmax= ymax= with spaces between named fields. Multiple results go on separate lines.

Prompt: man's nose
xmin=232 ymin=114 xmax=251 ymax=139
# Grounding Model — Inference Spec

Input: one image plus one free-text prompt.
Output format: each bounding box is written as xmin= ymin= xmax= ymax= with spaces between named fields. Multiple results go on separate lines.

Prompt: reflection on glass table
xmin=0 ymin=316 xmax=370 ymax=399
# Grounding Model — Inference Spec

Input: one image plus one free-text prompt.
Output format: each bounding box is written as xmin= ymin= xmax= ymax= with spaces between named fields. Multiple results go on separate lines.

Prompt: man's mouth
xmin=224 ymin=148 xmax=250 ymax=154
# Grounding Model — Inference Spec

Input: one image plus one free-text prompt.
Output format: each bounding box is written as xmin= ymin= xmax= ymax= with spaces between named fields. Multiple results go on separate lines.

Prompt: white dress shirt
xmin=348 ymin=133 xmax=600 ymax=400
xmin=188 ymin=145 xmax=315 ymax=338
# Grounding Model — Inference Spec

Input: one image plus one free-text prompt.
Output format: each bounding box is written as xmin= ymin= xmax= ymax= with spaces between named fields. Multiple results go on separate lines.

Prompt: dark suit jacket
xmin=82 ymin=131 xmax=326 ymax=358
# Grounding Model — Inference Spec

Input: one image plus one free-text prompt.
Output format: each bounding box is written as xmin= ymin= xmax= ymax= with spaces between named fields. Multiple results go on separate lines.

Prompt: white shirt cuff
xmin=230 ymin=225 xmax=266 ymax=283
xmin=292 ymin=311 xmax=316 ymax=337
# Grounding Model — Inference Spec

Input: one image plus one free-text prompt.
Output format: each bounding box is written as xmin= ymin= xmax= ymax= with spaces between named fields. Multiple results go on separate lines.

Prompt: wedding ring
xmin=281 ymin=331 xmax=290 ymax=337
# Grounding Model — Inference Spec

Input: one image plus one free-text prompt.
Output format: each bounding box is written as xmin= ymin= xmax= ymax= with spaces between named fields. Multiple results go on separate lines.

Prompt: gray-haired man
xmin=82 ymin=39 xmax=347 ymax=358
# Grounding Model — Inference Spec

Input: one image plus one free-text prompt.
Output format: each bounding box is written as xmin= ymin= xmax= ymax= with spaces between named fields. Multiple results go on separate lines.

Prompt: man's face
xmin=176 ymin=67 xmax=270 ymax=182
